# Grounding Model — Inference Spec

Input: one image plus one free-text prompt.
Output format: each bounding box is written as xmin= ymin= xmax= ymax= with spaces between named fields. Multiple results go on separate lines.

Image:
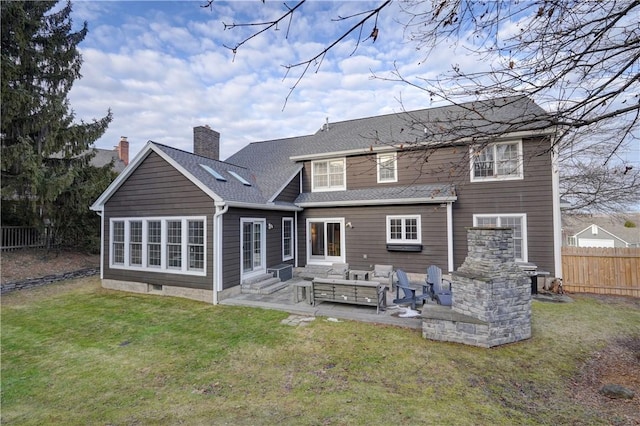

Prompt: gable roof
xmin=563 ymin=213 xmax=640 ymax=246
xmin=289 ymin=95 xmax=552 ymax=160
xmin=90 ymin=141 xmax=301 ymax=212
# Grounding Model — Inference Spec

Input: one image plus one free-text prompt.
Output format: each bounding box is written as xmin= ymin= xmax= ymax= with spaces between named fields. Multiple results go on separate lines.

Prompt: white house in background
xmin=563 ymin=213 xmax=640 ymax=248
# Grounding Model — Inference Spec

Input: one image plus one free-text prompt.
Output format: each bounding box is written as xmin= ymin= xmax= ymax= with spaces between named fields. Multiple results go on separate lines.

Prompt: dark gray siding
xmin=274 ymin=173 xmax=301 ymax=203
xmin=103 ymin=151 xmax=215 ymax=290
xmin=298 ymin=137 xmax=556 ymax=274
xmin=298 ymin=204 xmax=448 ymax=274
xmin=221 ymin=208 xmax=296 ymax=289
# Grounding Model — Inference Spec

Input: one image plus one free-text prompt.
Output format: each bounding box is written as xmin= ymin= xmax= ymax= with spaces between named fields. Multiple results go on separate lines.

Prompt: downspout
xmin=294 ymin=210 xmax=299 ymax=268
xmin=97 ymin=211 xmax=104 ymax=279
xmin=551 ymin=143 xmax=563 ymax=278
xmin=447 ymin=202 xmax=454 ymax=272
xmin=213 ymin=202 xmax=229 ymax=305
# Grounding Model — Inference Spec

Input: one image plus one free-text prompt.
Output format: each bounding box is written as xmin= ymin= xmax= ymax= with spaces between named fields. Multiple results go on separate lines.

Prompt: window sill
xmin=386 ymin=244 xmax=422 ymax=252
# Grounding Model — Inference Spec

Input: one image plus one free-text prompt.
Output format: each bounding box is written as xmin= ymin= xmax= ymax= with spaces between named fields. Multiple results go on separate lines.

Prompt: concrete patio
xmin=219 ymin=277 xmax=424 ymax=330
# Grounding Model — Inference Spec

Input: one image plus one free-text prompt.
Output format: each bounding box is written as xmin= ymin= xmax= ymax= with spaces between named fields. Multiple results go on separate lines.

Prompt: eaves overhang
xmin=295 ymin=196 xmax=457 ymax=208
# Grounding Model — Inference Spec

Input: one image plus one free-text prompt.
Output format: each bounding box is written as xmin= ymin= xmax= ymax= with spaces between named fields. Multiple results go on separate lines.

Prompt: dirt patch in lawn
xmin=1 ymin=248 xmax=99 ymax=284
xmin=570 ymin=335 xmax=640 ymax=425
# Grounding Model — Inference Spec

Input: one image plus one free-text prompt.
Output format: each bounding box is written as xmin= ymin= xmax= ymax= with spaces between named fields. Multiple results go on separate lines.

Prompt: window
xmin=471 ymin=141 xmax=523 ymax=181
xmin=282 ymin=218 xmax=294 ymax=261
xmin=129 ymin=221 xmax=142 ymax=266
xmin=109 ymin=217 xmax=206 ymax=275
xmin=377 ymin=152 xmax=397 ymax=183
xmin=112 ymin=221 xmax=125 ymax=264
xmin=312 ymin=158 xmax=345 ymax=191
xmin=147 ymin=220 xmax=161 ymax=267
xmin=167 ymin=220 xmax=182 ymax=269
xmin=188 ymin=220 xmax=204 ymax=271
xmin=386 ymin=215 xmax=421 ymax=244
xmin=473 ymin=214 xmax=527 ymax=261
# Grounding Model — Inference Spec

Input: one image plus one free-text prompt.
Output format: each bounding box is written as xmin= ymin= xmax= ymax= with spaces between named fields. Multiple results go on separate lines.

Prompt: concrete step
xmin=242 ymin=273 xmax=275 ymax=286
xmin=241 ymin=277 xmax=288 ymax=295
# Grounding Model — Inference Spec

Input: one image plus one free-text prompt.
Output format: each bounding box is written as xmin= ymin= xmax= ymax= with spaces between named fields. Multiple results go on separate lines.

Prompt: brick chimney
xmin=116 ymin=137 xmax=129 ymax=165
xmin=193 ymin=125 xmax=220 ymax=160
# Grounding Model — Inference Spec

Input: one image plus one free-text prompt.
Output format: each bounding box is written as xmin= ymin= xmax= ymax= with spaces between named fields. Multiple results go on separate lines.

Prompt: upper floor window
xmin=312 ymin=158 xmax=345 ymax=191
xmin=471 ymin=141 xmax=523 ymax=182
xmin=386 ymin=215 xmax=421 ymax=244
xmin=377 ymin=152 xmax=397 ymax=183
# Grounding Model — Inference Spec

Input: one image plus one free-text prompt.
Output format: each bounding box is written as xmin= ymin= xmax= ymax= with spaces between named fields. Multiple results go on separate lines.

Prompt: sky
xmin=67 ymin=0 xmax=639 ymax=167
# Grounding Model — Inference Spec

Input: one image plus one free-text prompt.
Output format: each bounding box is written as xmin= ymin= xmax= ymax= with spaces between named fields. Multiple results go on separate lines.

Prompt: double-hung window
xmin=473 ymin=214 xmax=527 ymax=262
xmin=282 ymin=218 xmax=294 ymax=261
xmin=386 ymin=215 xmax=421 ymax=244
xmin=471 ymin=141 xmax=523 ymax=181
xmin=377 ymin=152 xmax=397 ymax=183
xmin=110 ymin=217 xmax=206 ymax=275
xmin=312 ymin=158 xmax=345 ymax=191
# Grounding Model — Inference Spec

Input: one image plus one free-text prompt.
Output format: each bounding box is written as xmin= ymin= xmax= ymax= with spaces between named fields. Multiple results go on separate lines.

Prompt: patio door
xmin=307 ymin=218 xmax=345 ymax=264
xmin=241 ymin=219 xmax=266 ymax=278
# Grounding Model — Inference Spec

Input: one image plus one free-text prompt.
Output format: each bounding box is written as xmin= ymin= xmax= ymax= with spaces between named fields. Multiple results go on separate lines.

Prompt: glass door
xmin=241 ymin=219 xmax=265 ymax=276
xmin=308 ymin=219 xmax=344 ymax=263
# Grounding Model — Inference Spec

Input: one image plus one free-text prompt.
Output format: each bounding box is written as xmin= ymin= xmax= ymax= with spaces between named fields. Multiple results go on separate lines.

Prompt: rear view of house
xmin=91 ymin=96 xmax=562 ymax=303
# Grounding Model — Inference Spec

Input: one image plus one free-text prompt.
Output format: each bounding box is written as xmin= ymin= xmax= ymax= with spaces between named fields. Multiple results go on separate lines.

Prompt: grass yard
xmin=2 ymin=277 xmax=639 ymax=425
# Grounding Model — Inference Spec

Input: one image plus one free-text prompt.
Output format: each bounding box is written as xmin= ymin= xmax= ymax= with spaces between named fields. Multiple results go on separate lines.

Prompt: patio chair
xmin=371 ymin=264 xmax=394 ymax=290
xmin=425 ymin=265 xmax=452 ymax=306
xmin=392 ymin=269 xmax=430 ymax=310
xmin=327 ymin=262 xmax=349 ymax=279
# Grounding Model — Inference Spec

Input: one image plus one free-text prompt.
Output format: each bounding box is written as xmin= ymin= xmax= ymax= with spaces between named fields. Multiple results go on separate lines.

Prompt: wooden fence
xmin=1 ymin=226 xmax=50 ymax=251
xmin=562 ymin=247 xmax=640 ymax=297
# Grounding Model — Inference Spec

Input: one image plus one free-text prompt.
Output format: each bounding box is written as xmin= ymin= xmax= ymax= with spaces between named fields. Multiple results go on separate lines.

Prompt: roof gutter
xmin=224 ymin=201 xmax=303 ymax=211
xmin=296 ymin=196 xmax=457 ymax=208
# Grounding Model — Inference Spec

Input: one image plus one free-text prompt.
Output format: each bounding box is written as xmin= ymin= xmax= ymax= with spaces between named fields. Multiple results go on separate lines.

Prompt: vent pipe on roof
xmin=194 ymin=126 xmax=220 ymax=160
xmin=325 ymin=117 xmax=329 ymax=131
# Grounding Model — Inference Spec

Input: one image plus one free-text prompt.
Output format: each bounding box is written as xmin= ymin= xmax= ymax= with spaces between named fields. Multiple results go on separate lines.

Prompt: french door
xmin=241 ymin=219 xmax=266 ymax=277
xmin=307 ymin=218 xmax=345 ymax=264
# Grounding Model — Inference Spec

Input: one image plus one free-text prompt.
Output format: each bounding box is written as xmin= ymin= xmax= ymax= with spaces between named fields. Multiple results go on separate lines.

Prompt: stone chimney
xmin=193 ymin=125 xmax=220 ymax=160
xmin=116 ymin=137 xmax=129 ymax=165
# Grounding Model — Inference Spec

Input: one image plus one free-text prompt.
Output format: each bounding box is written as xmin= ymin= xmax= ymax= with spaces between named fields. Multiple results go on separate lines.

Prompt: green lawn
xmin=2 ymin=277 xmax=639 ymax=425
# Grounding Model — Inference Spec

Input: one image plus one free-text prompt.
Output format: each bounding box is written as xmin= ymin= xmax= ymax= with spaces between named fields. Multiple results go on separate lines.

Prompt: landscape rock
xmin=599 ymin=384 xmax=635 ymax=400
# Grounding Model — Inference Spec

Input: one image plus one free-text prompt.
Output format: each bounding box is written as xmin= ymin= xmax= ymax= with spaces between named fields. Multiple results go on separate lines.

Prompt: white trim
xmin=91 ymin=142 xmax=224 ymax=211
xmin=551 ymin=144 xmax=562 ymax=277
xmin=386 ymin=214 xmax=422 ymax=244
xmin=311 ymin=158 xmax=346 ymax=192
xmin=377 ymin=152 xmax=398 ymax=183
xmin=473 ymin=213 xmax=528 ymax=262
xmin=108 ymin=216 xmax=207 ymax=276
xmin=469 ymin=140 xmax=524 ymax=182
xmin=447 ymin=202 xmax=454 ymax=272
xmin=289 ymin=129 xmax=557 ymax=162
xmin=296 ymin=196 xmax=457 ymax=208
xmin=572 ymin=224 xmax=630 ymax=246
xmin=240 ymin=218 xmax=267 ymax=279
xmin=282 ymin=217 xmax=294 ymax=261
xmin=267 ymin=165 xmax=304 ymax=203
xmin=213 ymin=202 xmax=228 ymax=304
xmin=305 ymin=218 xmax=346 ymax=265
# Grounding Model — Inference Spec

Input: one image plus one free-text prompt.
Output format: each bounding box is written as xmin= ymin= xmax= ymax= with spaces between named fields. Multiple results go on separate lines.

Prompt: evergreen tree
xmin=1 ymin=0 xmax=112 ymax=249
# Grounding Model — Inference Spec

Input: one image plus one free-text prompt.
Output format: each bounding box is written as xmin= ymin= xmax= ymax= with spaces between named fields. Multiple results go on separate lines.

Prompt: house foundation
xmin=422 ymin=227 xmax=532 ymax=348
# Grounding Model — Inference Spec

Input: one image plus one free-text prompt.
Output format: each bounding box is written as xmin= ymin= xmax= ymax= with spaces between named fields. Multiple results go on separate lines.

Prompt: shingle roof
xmin=295 ymin=184 xmax=456 ymax=206
xmin=225 ymin=135 xmax=313 ymax=201
xmin=563 ymin=213 xmax=640 ymax=245
xmin=291 ymin=95 xmax=550 ymax=158
xmin=152 ymin=142 xmax=269 ymax=205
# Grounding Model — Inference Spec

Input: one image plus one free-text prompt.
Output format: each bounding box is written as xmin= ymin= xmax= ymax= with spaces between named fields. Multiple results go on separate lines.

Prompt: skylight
xmin=200 ymin=164 xmax=226 ymax=181
xmin=228 ymin=170 xmax=252 ymax=186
